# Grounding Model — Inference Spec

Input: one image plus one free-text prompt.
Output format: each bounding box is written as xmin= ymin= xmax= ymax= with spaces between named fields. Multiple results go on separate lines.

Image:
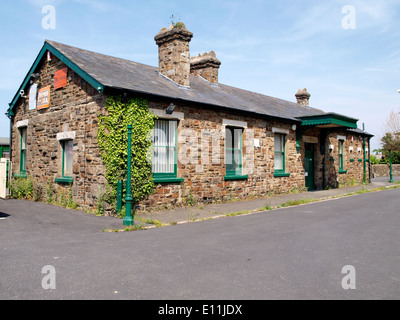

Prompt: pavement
xmin=1 ymin=177 xmax=398 ymax=232
xmin=1 ymin=176 xmax=400 ymax=299
xmin=134 ymin=176 xmax=400 ymax=230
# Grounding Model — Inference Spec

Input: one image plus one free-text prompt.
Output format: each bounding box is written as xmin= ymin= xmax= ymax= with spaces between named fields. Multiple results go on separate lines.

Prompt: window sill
xmin=224 ymin=174 xmax=248 ymax=181
xmin=14 ymin=173 xmax=27 ymax=178
xmin=55 ymin=177 xmax=73 ymax=184
xmin=274 ymin=172 xmax=291 ymax=177
xmin=154 ymin=177 xmax=184 ymax=184
xmin=339 ymin=170 xmax=348 ymax=174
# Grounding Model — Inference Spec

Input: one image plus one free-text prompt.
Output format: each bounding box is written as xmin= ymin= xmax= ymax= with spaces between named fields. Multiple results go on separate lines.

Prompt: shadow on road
xmin=0 ymin=212 xmax=10 ymax=218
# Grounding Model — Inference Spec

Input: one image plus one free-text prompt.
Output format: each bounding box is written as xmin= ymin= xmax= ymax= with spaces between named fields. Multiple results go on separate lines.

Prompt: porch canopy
xmin=295 ymin=112 xmax=359 ymax=152
xmin=297 ymin=112 xmax=358 ymax=129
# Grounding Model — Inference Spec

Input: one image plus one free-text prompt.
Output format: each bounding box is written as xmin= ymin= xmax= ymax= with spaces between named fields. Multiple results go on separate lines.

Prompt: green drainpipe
xmin=123 ymin=124 xmax=134 ymax=226
xmin=389 ymin=150 xmax=393 ymax=183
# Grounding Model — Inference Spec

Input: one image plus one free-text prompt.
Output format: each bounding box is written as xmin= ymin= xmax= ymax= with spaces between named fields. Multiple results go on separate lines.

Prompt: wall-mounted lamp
xmin=166 ymin=103 xmax=176 ymax=115
xmin=329 ymin=144 xmax=334 ymax=152
xmin=349 ymin=146 xmax=354 ymax=152
xmin=19 ymin=89 xmax=27 ymax=99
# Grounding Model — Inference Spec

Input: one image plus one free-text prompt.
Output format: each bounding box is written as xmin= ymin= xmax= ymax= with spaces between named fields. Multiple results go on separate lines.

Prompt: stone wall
xmin=144 ymin=108 xmax=304 ymax=209
xmin=11 ymin=54 xmax=107 ymax=210
xmin=372 ymin=164 xmax=400 ymax=177
xmin=325 ymin=132 xmax=371 ymax=188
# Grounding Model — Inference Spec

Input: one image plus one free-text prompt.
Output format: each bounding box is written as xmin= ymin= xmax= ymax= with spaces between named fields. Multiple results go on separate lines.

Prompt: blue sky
xmin=1 ymin=0 xmax=399 ymax=150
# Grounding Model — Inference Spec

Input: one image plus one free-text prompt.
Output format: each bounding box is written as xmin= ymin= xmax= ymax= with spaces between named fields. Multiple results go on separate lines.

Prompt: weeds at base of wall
xmin=9 ymin=177 xmax=78 ymax=210
xmin=9 ymin=177 xmax=34 ymax=200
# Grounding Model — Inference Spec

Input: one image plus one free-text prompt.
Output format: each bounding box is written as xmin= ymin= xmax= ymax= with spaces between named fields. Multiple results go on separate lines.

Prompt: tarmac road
xmin=0 ymin=188 xmax=399 ymax=300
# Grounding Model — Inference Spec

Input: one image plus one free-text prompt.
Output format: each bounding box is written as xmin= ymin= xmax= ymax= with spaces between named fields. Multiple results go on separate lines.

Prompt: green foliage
xmin=98 ymin=96 xmax=157 ymax=208
xmin=9 ymin=176 xmax=33 ymax=200
xmin=96 ymin=191 xmax=105 ymax=216
xmin=370 ymin=154 xmax=380 ymax=165
xmin=67 ymin=187 xmax=77 ymax=209
xmin=381 ymin=132 xmax=400 ymax=164
xmin=170 ymin=14 xmax=184 ymax=28
xmin=46 ymin=180 xmax=53 ymax=204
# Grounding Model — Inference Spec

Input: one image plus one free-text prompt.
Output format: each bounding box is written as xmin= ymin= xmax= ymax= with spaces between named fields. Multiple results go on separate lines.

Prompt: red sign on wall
xmin=54 ymin=68 xmax=68 ymax=90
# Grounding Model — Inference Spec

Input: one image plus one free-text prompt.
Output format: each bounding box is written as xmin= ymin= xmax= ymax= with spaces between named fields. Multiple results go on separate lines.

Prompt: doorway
xmin=305 ymin=143 xmax=315 ymax=191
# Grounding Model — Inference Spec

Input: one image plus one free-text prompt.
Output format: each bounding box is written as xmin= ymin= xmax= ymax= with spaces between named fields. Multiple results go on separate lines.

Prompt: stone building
xmin=6 ymin=23 xmax=373 ymax=211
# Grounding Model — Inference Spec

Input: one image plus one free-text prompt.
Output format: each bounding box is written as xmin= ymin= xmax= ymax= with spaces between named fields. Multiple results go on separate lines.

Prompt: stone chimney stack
xmin=190 ymin=51 xmax=221 ymax=84
xmin=295 ymin=88 xmax=311 ymax=106
xmin=154 ymin=23 xmax=193 ymax=87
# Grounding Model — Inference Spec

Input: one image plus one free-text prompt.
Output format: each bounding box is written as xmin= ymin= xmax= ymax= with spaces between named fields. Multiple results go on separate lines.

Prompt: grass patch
xmin=279 ymin=198 xmax=318 ymax=207
xmin=135 ymin=217 xmax=164 ymax=227
xmin=103 ymin=223 xmax=145 ymax=232
xmin=226 ymin=209 xmax=253 ymax=217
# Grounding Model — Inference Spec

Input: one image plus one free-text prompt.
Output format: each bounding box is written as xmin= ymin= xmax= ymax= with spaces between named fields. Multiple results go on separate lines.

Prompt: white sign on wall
xmin=29 ymin=83 xmax=38 ymax=110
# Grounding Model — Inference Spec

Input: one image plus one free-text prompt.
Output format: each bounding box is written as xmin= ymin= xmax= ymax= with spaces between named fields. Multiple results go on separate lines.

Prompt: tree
xmin=380 ymin=110 xmax=400 ymax=164
xmin=383 ymin=110 xmax=400 ymax=136
xmin=380 ymin=132 xmax=400 ymax=164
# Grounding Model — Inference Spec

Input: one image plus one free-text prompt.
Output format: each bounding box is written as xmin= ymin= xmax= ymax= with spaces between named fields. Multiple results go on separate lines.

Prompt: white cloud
xmin=27 ymin=0 xmax=64 ymax=7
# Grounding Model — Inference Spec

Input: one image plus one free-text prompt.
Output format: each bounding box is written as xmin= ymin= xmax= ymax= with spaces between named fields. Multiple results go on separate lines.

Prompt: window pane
xmin=233 ymin=128 xmax=242 ymax=149
xmin=274 ymin=134 xmax=283 ymax=152
xmin=226 ymin=148 xmax=233 ymax=171
xmin=64 ymin=140 xmax=73 ymax=176
xmin=225 ymin=127 xmax=233 ymax=149
xmin=225 ymin=127 xmax=243 ymax=175
xmin=233 ymin=149 xmax=241 ymax=173
xmin=274 ymin=152 xmax=283 ymax=170
xmin=21 ymin=150 xmax=26 ymax=172
xmin=152 ymin=120 xmax=176 ymax=174
xmin=274 ymin=134 xmax=285 ymax=171
xmin=21 ymin=128 xmax=27 ymax=150
xmin=20 ymin=128 xmax=27 ymax=172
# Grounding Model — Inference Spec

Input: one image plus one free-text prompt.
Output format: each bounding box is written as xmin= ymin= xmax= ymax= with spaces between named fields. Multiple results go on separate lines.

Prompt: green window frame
xmin=338 ymin=139 xmax=347 ymax=174
xmin=19 ymin=127 xmax=27 ymax=177
xmin=55 ymin=140 xmax=73 ymax=183
xmin=274 ymin=133 xmax=290 ymax=177
xmin=152 ymin=119 xmax=183 ymax=183
xmin=224 ymin=126 xmax=248 ymax=180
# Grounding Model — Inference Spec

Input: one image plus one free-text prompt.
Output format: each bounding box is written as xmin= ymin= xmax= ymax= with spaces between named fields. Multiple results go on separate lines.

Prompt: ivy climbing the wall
xmin=98 ymin=96 xmax=157 ymax=212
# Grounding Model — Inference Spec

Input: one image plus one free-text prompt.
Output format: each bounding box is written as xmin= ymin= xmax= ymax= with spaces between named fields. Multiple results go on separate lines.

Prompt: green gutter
xmin=7 ymin=41 xmax=104 ymax=117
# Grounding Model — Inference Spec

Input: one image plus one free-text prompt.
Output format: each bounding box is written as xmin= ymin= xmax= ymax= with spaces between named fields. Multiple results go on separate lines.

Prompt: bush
xmin=370 ymin=155 xmax=380 ymax=165
xmin=10 ymin=177 xmax=34 ymax=200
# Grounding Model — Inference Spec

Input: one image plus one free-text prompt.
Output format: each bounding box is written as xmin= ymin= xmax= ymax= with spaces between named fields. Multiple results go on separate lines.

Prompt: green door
xmin=305 ymin=143 xmax=315 ymax=190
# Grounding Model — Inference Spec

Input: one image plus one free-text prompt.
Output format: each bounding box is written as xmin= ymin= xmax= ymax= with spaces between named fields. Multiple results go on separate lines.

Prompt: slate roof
xmin=46 ymin=40 xmax=326 ymax=122
xmin=9 ymin=40 xmax=372 ymax=137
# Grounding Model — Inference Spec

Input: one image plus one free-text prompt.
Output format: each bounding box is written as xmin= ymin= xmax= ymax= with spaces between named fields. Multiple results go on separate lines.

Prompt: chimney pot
xmin=190 ymin=51 xmax=221 ymax=84
xmin=295 ymin=88 xmax=311 ymax=106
